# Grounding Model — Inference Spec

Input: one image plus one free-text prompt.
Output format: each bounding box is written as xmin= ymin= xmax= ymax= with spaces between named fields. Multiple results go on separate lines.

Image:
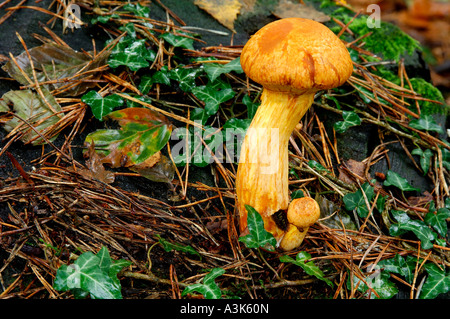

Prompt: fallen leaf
xmin=0 ymin=88 xmax=62 ymax=145
xmin=338 ymin=159 xmax=367 ymax=185
xmin=84 ymin=107 xmax=175 ymax=183
xmin=2 ymin=43 xmax=109 ymax=97
xmin=194 ymin=0 xmax=242 ymax=31
xmin=79 ymin=143 xmax=115 ymax=184
xmin=272 ymin=0 xmax=330 ymax=22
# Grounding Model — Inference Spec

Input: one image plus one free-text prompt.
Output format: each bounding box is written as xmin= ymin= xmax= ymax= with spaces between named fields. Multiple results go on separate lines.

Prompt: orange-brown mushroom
xmin=236 ymin=18 xmax=352 ymax=250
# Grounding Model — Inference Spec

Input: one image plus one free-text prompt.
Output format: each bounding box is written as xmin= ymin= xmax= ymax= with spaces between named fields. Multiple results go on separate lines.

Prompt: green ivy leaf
xmin=168 ymin=66 xmax=201 ymax=92
xmin=409 ymin=115 xmax=444 ymax=134
xmin=123 ymin=3 xmax=150 ymax=18
xmin=156 ymin=235 xmax=201 ymax=258
xmin=238 ymin=205 xmax=277 ymax=251
xmin=348 ymin=271 xmax=398 ymax=299
xmin=383 ymin=170 xmax=420 ymax=192
xmin=181 ymin=268 xmax=225 ymax=299
xmin=420 ymin=263 xmax=450 ymax=299
xmin=280 ymin=252 xmax=333 ymax=287
xmin=425 ymin=208 xmax=450 ymax=237
xmin=160 ymin=32 xmax=195 ymax=50
xmin=411 ymin=148 xmax=433 ymax=175
xmin=192 ymin=86 xmax=236 ymax=116
xmin=389 ymin=210 xmax=437 ymax=250
xmin=334 ymin=111 xmax=362 ymax=133
xmin=377 ymin=254 xmax=416 ymax=284
xmin=81 ymin=90 xmax=123 ymax=120
xmin=202 ymin=57 xmax=243 ymax=82
xmin=343 ymin=182 xmax=375 ymax=218
xmin=108 ymin=39 xmax=155 ymax=71
xmin=53 ymin=247 xmax=131 ymax=299
xmin=242 ymin=94 xmax=259 ymax=119
xmin=223 ymin=117 xmax=251 ymax=164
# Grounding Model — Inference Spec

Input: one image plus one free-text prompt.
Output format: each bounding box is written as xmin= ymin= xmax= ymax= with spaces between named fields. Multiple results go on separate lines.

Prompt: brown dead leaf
xmin=338 ymin=159 xmax=367 ymax=184
xmin=407 ymin=191 xmax=434 ymax=208
xmin=194 ymin=0 xmax=242 ymax=31
xmin=272 ymin=0 xmax=330 ymax=22
xmin=80 ymin=143 xmax=115 ymax=184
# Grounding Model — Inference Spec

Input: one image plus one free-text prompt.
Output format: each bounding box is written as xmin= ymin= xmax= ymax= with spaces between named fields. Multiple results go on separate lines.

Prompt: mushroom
xmin=279 ymin=197 xmax=321 ymax=251
xmin=236 ymin=18 xmax=352 ymax=250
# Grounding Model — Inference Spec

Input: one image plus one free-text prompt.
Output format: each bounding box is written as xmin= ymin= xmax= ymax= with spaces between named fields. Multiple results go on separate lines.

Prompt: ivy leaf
xmin=383 ymin=170 xmax=420 ymax=192
xmin=84 ymin=107 xmax=172 ymax=167
xmin=108 ymin=39 xmax=156 ymax=71
xmin=425 ymin=208 xmax=450 ymax=237
xmin=389 ymin=210 xmax=437 ymax=250
xmin=81 ymin=90 xmax=123 ymax=120
xmin=222 ymin=117 xmax=251 ymax=163
xmin=242 ymin=94 xmax=259 ymax=119
xmin=156 ymin=235 xmax=201 ymax=258
xmin=168 ymin=66 xmax=201 ymax=92
xmin=192 ymin=85 xmax=236 ymax=116
xmin=348 ymin=271 xmax=398 ymax=299
xmin=53 ymin=247 xmax=131 ymax=299
xmin=377 ymin=254 xmax=416 ymax=284
xmin=409 ymin=115 xmax=444 ymax=134
xmin=139 ymin=66 xmax=171 ymax=94
xmin=181 ymin=268 xmax=225 ymax=299
xmin=334 ymin=111 xmax=362 ymax=133
xmin=411 ymin=148 xmax=433 ymax=175
xmin=160 ymin=32 xmax=195 ymax=50
xmin=280 ymin=252 xmax=333 ymax=287
xmin=420 ymin=263 xmax=450 ymax=299
xmin=343 ymin=182 xmax=375 ymax=218
xmin=123 ymin=3 xmax=150 ymax=18
xmin=238 ymin=205 xmax=277 ymax=251
xmin=202 ymin=57 xmax=243 ymax=82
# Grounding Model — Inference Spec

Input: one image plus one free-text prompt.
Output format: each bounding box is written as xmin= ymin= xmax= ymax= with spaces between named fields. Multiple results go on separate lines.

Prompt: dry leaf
xmin=80 ymin=143 xmax=115 ymax=184
xmin=338 ymin=159 xmax=367 ymax=184
xmin=194 ymin=0 xmax=242 ymax=31
xmin=272 ymin=0 xmax=330 ymax=22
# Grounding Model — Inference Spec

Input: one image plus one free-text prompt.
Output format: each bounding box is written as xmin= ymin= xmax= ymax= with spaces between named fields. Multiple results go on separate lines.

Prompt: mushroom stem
xmin=236 ymin=89 xmax=314 ymax=241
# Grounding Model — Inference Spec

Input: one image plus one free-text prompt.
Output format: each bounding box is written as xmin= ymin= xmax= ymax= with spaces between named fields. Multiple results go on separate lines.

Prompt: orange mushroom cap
xmin=240 ymin=18 xmax=353 ymax=95
xmin=287 ymin=197 xmax=321 ymax=229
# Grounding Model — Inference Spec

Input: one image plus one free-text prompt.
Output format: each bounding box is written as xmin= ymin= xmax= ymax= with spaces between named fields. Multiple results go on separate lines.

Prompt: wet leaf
xmin=334 ymin=111 xmax=362 ymax=133
xmin=377 ymin=254 xmax=416 ymax=284
xmin=409 ymin=115 xmax=444 ymax=134
xmin=238 ymin=205 xmax=277 ymax=251
xmin=411 ymin=148 xmax=434 ymax=175
xmin=81 ymin=90 xmax=123 ymax=120
xmin=129 ymin=151 xmax=175 ymax=183
xmin=2 ymin=43 xmax=109 ymax=97
xmin=79 ymin=143 xmax=115 ymax=184
xmin=181 ymin=268 xmax=225 ymax=299
xmin=194 ymin=0 xmax=242 ymax=31
xmin=192 ymin=85 xmax=236 ymax=116
xmin=53 ymin=247 xmax=131 ymax=299
xmin=348 ymin=271 xmax=398 ymax=299
xmin=123 ymin=3 xmax=151 ymax=18
xmin=272 ymin=0 xmax=330 ymax=22
xmin=389 ymin=210 xmax=437 ymax=250
xmin=160 ymin=32 xmax=195 ymax=50
xmin=156 ymin=235 xmax=200 ymax=258
xmin=168 ymin=66 xmax=201 ymax=92
xmin=138 ymin=66 xmax=171 ymax=94
xmin=0 ymin=88 xmax=62 ymax=145
xmin=419 ymin=263 xmax=450 ymax=299
xmin=108 ymin=38 xmax=156 ymax=71
xmin=280 ymin=251 xmax=333 ymax=287
xmin=383 ymin=170 xmax=421 ymax=192
xmin=425 ymin=207 xmax=450 ymax=237
xmin=84 ymin=107 xmax=172 ymax=167
xmin=343 ymin=181 xmax=375 ymax=218
xmin=202 ymin=57 xmax=243 ymax=82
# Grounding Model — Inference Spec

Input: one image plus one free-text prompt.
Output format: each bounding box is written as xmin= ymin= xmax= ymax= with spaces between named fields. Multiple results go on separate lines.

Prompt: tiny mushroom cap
xmin=287 ymin=197 xmax=321 ymax=229
xmin=240 ymin=17 xmax=353 ymax=95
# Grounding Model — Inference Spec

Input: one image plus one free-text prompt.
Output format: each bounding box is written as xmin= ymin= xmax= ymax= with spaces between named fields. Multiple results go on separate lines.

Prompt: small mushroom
xmin=279 ymin=197 xmax=321 ymax=251
xmin=236 ymin=18 xmax=352 ymax=249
